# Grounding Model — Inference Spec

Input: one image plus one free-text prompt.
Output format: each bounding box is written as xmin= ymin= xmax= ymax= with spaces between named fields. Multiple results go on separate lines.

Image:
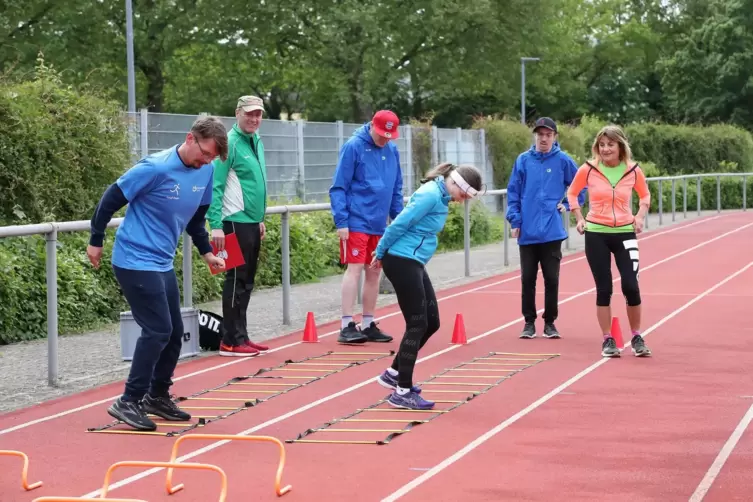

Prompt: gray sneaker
xmin=519 ymin=322 xmax=536 ymax=339
xmin=107 ymin=397 xmax=156 ymax=431
xmin=543 ymin=323 xmax=561 ymax=339
xmin=601 ymin=336 xmax=621 ymax=357
xmin=631 ymin=334 xmax=652 ymax=357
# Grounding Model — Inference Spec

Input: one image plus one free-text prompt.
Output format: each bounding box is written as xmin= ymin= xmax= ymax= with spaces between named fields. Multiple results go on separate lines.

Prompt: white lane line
xmin=380 ymin=259 xmax=753 ymax=502
xmin=688 ymin=403 xmax=753 ymax=502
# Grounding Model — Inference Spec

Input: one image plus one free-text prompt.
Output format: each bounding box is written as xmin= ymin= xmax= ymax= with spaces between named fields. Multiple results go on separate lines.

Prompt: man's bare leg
xmin=341 ymin=263 xmax=363 ymax=322
xmin=361 ymin=265 xmax=380 ymax=318
xmin=339 ymin=264 xmax=368 ymax=343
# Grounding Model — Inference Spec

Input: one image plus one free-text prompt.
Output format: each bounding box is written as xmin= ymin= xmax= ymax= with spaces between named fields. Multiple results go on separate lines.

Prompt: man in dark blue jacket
xmin=329 ymin=110 xmax=404 ymax=344
xmin=506 ymin=117 xmax=585 ymax=339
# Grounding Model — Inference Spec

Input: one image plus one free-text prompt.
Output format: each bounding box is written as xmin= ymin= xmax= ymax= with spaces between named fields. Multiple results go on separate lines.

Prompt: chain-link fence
xmin=124 ymin=110 xmax=495 ymax=204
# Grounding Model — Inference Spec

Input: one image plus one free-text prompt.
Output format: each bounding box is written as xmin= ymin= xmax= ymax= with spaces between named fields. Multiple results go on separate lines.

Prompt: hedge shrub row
xmin=0 ymin=56 xmax=132 ymax=226
xmin=475 ymin=115 xmax=753 ymax=189
xmin=0 ymin=199 xmax=503 ymax=344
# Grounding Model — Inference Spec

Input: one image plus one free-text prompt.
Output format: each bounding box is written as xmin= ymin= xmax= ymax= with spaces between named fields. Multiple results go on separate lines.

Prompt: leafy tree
xmin=659 ymin=0 xmax=753 ymax=129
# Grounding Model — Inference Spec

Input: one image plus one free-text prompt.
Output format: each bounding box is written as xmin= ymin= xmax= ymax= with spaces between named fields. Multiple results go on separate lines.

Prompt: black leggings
xmin=382 ymin=253 xmax=440 ymax=389
xmin=585 ymin=231 xmax=641 ymax=307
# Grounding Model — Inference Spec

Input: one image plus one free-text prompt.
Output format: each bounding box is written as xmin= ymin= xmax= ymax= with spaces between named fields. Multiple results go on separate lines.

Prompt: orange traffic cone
xmin=302 ymin=312 xmax=318 ymax=343
xmin=451 ymin=314 xmax=468 ymax=345
xmin=611 ymin=316 xmax=623 ymax=349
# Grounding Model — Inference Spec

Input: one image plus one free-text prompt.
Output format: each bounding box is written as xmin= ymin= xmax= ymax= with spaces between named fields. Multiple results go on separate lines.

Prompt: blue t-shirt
xmin=112 ymin=146 xmax=214 ymax=272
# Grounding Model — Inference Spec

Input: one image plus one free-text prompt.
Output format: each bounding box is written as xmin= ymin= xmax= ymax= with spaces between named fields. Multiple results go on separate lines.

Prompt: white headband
xmin=450 ymin=170 xmax=478 ymax=197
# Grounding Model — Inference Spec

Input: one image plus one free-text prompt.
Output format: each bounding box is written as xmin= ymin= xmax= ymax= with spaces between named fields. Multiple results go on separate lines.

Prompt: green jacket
xmin=207 ymin=123 xmax=267 ymax=230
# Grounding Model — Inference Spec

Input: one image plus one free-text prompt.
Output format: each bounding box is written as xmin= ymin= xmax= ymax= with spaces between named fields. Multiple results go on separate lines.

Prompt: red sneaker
xmin=245 ymin=340 xmax=269 ymax=352
xmin=219 ymin=342 xmax=259 ymax=357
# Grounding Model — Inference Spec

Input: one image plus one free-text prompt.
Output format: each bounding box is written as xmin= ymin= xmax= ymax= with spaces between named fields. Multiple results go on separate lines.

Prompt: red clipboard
xmin=210 ymin=232 xmax=245 ymax=275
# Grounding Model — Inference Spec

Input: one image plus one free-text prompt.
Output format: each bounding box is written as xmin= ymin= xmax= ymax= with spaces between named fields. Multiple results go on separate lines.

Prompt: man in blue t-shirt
xmin=87 ymin=116 xmax=228 ymax=432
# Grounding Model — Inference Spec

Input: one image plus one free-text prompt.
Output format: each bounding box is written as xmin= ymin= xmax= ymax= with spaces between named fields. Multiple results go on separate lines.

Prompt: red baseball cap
xmin=371 ymin=110 xmax=400 ymax=139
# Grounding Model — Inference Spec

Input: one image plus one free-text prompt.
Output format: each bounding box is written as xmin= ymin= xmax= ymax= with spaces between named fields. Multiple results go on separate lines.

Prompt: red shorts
xmin=340 ymin=231 xmax=381 ymax=265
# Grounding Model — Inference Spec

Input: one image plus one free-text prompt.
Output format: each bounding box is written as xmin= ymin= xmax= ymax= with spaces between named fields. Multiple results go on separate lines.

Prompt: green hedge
xmin=0 ymin=56 xmax=131 ymax=225
xmin=0 ymin=232 xmax=125 ymax=343
xmin=474 ymin=115 xmax=753 ymax=190
xmin=628 ymin=124 xmax=753 ymax=176
xmin=574 ymin=115 xmax=753 ymax=176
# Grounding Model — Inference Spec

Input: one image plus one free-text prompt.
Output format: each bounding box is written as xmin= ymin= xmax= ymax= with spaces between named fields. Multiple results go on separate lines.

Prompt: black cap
xmin=533 ymin=117 xmax=557 ymax=133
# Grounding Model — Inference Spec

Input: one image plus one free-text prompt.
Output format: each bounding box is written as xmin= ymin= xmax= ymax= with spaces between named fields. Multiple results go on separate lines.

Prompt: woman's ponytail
xmin=421 ymin=162 xmax=455 ymax=184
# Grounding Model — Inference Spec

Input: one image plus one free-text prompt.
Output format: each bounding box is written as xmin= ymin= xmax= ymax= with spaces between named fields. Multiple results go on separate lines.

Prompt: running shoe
xmin=387 ymin=391 xmax=435 ymax=410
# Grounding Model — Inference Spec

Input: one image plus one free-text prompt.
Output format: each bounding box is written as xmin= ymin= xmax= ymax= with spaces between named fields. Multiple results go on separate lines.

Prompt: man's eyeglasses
xmin=192 ymin=133 xmax=216 ymax=161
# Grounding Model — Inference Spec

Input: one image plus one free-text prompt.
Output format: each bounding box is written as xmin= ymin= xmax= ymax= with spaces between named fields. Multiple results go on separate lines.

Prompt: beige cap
xmin=236 ymin=95 xmax=265 ymax=113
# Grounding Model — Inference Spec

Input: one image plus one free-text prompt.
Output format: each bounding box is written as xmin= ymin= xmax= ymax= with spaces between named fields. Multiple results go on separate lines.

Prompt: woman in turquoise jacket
xmin=371 ymin=162 xmax=483 ymax=410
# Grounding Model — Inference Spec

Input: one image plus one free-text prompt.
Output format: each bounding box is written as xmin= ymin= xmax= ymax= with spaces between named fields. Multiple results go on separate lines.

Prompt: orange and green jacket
xmin=567 ymin=159 xmax=650 ymax=232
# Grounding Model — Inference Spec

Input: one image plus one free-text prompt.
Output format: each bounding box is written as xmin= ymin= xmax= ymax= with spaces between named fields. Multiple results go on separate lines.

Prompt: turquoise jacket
xmin=375 ymin=177 xmax=451 ymax=265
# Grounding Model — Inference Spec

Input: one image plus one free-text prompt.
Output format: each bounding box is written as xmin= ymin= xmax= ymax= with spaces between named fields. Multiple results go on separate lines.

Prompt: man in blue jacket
xmin=506 ymin=117 xmax=585 ymax=339
xmin=329 ymin=110 xmax=404 ymax=344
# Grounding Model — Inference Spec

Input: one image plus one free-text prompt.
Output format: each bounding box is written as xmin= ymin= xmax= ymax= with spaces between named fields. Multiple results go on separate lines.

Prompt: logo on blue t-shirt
xmin=168 ymin=184 xmax=180 ymax=199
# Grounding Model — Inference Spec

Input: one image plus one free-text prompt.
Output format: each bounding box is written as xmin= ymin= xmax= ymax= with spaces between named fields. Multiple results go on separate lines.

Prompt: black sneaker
xmin=519 ymin=322 xmax=536 ymax=339
xmin=361 ymin=321 xmax=393 ymax=342
xmin=142 ymin=394 xmax=191 ymax=421
xmin=601 ymin=336 xmax=621 ymax=358
xmin=543 ymin=323 xmax=561 ymax=339
xmin=107 ymin=397 xmax=157 ymax=431
xmin=337 ymin=322 xmax=368 ymax=344
xmin=631 ymin=334 xmax=652 ymax=357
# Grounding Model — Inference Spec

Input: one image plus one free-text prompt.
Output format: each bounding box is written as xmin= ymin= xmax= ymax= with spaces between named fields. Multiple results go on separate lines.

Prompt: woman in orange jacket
xmin=567 ymin=125 xmax=652 ymax=358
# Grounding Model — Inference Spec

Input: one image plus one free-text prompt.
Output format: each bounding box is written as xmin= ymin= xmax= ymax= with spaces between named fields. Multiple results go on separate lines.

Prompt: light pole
xmin=125 ymin=0 xmax=136 ymax=113
xmin=520 ymin=57 xmax=540 ymax=124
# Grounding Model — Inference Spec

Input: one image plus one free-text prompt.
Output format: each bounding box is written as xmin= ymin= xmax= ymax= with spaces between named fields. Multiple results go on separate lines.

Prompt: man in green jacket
xmin=208 ymin=95 xmax=269 ymax=357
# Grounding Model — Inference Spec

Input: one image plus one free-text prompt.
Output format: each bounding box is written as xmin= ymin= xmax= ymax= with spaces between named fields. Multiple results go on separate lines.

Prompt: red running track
xmin=1 ymin=212 xmax=752 ymax=502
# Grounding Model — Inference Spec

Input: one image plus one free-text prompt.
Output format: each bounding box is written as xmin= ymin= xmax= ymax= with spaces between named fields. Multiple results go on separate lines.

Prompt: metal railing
xmin=646 ymin=172 xmax=747 ymax=226
xmin=0 ymin=172 xmax=749 ymax=386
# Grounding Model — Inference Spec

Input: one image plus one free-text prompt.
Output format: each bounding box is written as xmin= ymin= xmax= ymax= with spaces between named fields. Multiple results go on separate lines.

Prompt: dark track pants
xmin=221 ymin=221 xmax=262 ymax=346
xmin=519 ymin=240 xmax=562 ymax=324
xmin=382 ymin=253 xmax=440 ymax=389
xmin=114 ymin=265 xmax=184 ymax=401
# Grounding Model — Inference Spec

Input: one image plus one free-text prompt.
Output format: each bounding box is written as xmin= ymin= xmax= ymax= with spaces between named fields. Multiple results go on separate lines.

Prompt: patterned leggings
xmin=381 ymin=253 xmax=440 ymax=389
xmin=584 ymin=231 xmax=641 ymax=307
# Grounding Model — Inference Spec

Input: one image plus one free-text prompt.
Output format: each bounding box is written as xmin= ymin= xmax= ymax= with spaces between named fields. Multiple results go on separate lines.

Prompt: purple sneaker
xmin=388 ymin=390 xmax=435 ymax=410
xmin=377 ymin=370 xmax=422 ymax=394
